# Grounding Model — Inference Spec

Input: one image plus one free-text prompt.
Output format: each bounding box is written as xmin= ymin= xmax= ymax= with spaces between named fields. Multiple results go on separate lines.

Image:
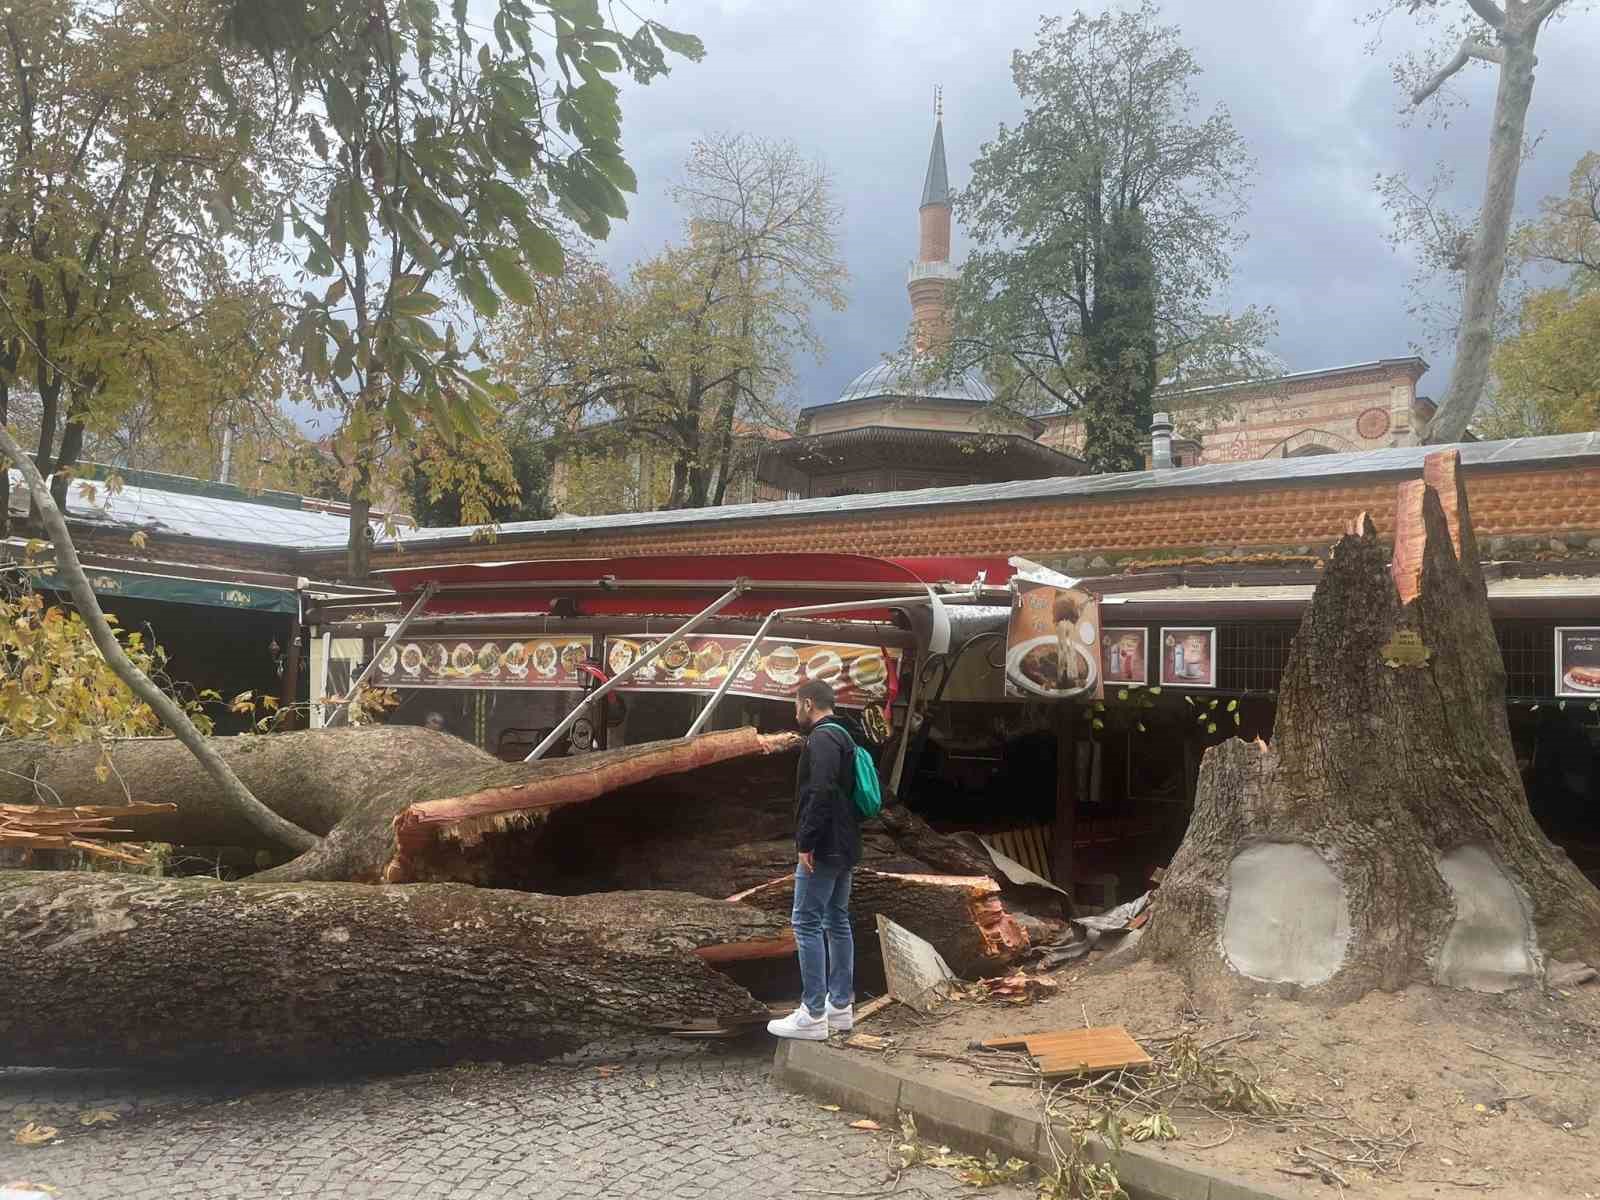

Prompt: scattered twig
xmin=1465 ymin=1042 xmax=1579 ymax=1077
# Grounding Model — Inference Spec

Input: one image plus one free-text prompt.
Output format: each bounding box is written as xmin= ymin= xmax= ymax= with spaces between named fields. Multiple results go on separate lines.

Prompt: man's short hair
xmin=796 ymin=679 xmax=835 ymax=710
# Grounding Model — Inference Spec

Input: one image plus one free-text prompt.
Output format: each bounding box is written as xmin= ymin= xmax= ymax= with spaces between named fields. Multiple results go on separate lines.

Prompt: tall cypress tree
xmin=1081 ymin=204 xmax=1159 ymax=473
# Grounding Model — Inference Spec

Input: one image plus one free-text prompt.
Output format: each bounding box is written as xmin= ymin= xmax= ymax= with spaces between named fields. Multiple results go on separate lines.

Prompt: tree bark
xmin=0 ymin=728 xmax=997 ymax=896
xmin=0 ymin=424 xmax=319 ymax=854
xmin=0 ymin=871 xmax=780 ymax=1070
xmin=1423 ymin=11 xmax=1545 ymax=443
xmin=731 ymin=868 xmax=1030 ymax=980
xmin=0 ymin=727 xmax=807 ymax=886
xmin=1144 ymin=451 xmax=1600 ymax=1002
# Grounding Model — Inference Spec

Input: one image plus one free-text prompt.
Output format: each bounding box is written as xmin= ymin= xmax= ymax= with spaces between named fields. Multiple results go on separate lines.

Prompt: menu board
xmin=1158 ymin=626 xmax=1217 ymax=689
xmin=1555 ymin=627 xmax=1600 ymax=697
xmin=369 ymin=636 xmax=596 ymax=690
xmin=1004 ymin=566 xmax=1102 ymax=701
xmin=604 ymin=634 xmax=902 ymax=710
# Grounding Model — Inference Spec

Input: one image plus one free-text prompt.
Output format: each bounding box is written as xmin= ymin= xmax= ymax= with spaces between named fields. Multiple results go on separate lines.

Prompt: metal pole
xmin=324 ymin=582 xmax=437 ymax=728
xmin=887 ymin=649 xmax=928 ymax=797
xmin=525 ymin=584 xmax=745 ymax=761
xmin=685 ymin=590 xmax=965 ymax=739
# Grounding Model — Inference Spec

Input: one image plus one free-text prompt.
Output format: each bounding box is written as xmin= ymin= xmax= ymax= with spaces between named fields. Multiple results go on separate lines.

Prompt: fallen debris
xmin=852 ymin=995 xmax=895 ymax=1024
xmin=844 ymin=1034 xmax=894 ymax=1052
xmin=980 ymin=1026 xmax=1153 ymax=1077
xmin=878 ymin=914 xmax=959 ymax=1012
xmin=1548 ymin=959 xmax=1598 ymax=988
xmin=979 ymin=972 xmax=1061 ymax=1004
xmin=733 ymin=869 xmax=1029 ymax=980
xmin=0 ymin=801 xmax=177 ymax=866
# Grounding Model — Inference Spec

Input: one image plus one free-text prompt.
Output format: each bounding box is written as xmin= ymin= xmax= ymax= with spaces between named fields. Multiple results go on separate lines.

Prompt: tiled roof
xmin=357 ymin=432 xmax=1600 ymax=552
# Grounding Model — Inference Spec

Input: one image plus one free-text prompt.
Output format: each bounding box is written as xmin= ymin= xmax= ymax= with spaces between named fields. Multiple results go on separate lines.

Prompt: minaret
xmin=907 ymin=87 xmax=956 ymax=352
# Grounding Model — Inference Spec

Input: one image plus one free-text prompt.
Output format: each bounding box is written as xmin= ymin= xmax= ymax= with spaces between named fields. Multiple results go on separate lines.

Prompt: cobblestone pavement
xmin=0 ymin=1039 xmax=1032 ymax=1200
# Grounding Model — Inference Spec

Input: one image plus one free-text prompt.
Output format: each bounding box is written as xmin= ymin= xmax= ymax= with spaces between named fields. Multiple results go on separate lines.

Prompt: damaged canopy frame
xmin=352 ymin=553 xmax=1014 ymax=761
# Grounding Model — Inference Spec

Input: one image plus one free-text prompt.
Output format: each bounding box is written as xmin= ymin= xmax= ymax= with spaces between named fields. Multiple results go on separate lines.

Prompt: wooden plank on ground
xmin=980 ymin=1026 xmax=1151 ymax=1077
xmin=854 ymin=995 xmax=894 ymax=1023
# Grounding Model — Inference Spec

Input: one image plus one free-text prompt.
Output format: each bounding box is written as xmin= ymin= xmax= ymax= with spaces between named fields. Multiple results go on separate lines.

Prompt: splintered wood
xmin=0 ymin=802 xmax=177 ymax=865
xmin=981 ymin=1026 xmax=1152 ymax=1078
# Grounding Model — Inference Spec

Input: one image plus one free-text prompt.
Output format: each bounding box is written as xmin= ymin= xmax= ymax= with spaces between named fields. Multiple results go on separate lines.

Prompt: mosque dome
xmin=835 ymin=358 xmax=995 ymax=406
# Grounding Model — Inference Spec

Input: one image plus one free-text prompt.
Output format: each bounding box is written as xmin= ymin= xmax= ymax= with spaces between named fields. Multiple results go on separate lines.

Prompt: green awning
xmin=27 ymin=564 xmax=297 ymax=614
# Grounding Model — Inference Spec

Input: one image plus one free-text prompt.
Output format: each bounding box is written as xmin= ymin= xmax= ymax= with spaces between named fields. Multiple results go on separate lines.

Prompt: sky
xmin=590 ymin=0 xmax=1600 ymax=411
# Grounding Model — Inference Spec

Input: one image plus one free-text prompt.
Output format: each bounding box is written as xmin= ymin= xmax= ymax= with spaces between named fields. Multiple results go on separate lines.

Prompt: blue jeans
xmin=792 ymin=856 xmax=854 ymax=1018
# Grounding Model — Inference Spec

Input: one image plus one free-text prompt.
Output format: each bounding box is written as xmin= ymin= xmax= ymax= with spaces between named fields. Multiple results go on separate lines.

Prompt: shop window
xmin=1497 ymin=621 xmax=1555 ymax=698
xmin=1216 ymin=623 xmax=1298 ymax=692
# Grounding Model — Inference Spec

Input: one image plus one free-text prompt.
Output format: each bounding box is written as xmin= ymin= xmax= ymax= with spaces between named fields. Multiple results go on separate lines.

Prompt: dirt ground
xmin=862 ymin=955 xmax=1600 ymax=1199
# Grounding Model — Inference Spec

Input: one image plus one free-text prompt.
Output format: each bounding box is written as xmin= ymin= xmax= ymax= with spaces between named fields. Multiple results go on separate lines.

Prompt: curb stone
xmin=772 ymin=1040 xmax=1294 ymax=1200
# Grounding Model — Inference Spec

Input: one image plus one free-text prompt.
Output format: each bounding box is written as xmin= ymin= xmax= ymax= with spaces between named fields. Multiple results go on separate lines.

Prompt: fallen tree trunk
xmin=730 ymin=868 xmax=1029 ymax=980
xmin=0 ymin=871 xmax=782 ymax=1070
xmin=0 ymin=728 xmax=801 ymax=884
xmin=0 ymin=728 xmax=1004 ymax=895
xmin=1145 ymin=451 xmax=1600 ymax=1001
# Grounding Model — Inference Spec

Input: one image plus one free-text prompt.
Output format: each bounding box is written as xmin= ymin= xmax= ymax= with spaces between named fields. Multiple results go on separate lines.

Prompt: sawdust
xmin=869 ymin=958 xmax=1600 ymax=1199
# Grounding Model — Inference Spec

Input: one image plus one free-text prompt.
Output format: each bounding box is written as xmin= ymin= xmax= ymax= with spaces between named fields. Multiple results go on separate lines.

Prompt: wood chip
xmin=845 ymin=1034 xmax=894 ymax=1051
xmin=853 ymin=995 xmax=894 ymax=1023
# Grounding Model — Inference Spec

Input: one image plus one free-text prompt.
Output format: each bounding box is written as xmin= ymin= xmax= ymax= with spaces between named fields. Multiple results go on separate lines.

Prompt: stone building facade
xmin=1037 ymin=357 xmax=1437 ymax=466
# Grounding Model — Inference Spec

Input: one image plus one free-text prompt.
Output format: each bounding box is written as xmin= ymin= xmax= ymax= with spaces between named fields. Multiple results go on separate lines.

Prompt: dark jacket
xmin=794 ymin=714 xmax=867 ymax=865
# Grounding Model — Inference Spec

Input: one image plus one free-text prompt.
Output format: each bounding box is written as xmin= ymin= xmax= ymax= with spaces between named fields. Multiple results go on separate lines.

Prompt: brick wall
xmin=293 ymin=460 xmax=1600 ymax=578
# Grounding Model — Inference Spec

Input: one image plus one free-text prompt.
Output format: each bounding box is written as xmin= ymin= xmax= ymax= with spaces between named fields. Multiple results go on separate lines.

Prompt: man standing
xmin=768 ymin=679 xmax=866 ymax=1041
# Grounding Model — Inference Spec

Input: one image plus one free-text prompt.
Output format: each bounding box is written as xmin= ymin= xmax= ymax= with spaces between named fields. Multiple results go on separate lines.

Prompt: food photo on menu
xmin=1556 ymin=627 xmax=1600 ymax=695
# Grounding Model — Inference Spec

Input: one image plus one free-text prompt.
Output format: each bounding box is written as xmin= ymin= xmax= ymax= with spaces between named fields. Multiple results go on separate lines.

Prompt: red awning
xmin=378 ymin=553 xmax=1012 ymax=619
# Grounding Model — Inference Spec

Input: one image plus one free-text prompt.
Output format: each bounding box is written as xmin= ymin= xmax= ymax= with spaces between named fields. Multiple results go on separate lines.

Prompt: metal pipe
xmin=684 ymin=590 xmax=971 ymax=739
xmin=525 ymin=584 xmax=745 ymax=761
xmin=323 ymin=583 xmax=437 ymax=727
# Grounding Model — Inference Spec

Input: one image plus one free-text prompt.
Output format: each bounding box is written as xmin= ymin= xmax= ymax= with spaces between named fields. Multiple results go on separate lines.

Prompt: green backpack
xmin=823 ymin=725 xmax=884 ymax=820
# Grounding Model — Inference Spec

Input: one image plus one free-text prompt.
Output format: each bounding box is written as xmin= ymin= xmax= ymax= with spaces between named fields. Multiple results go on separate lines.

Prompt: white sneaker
xmin=767 ymin=1005 xmax=829 ymax=1041
xmin=826 ymin=1001 xmax=854 ymax=1033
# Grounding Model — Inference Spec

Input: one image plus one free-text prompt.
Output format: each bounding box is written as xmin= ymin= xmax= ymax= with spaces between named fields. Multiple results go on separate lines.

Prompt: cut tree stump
xmin=0 ymin=871 xmax=782 ymax=1070
xmin=730 ymin=868 xmax=1029 ymax=980
xmin=1144 ymin=451 xmax=1600 ymax=1001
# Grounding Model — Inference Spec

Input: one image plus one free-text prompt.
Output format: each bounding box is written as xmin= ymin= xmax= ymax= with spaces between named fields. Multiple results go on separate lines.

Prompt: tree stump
xmin=1145 ymin=451 xmax=1600 ymax=1001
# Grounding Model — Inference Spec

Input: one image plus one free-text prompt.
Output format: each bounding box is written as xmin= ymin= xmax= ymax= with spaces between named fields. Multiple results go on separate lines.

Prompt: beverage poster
xmin=603 ymin=634 xmax=901 ymax=711
xmin=1101 ymin=627 xmax=1149 ymax=686
xmin=370 ymin=636 xmax=597 ymax=690
xmin=1555 ymin=627 xmax=1600 ymax=697
xmin=1004 ymin=560 xmax=1102 ymax=700
xmin=1158 ymin=626 xmax=1216 ymax=689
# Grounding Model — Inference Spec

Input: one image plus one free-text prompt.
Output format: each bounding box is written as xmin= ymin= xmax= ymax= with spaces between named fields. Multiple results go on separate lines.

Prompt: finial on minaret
xmin=934 ymin=84 xmax=943 ymax=121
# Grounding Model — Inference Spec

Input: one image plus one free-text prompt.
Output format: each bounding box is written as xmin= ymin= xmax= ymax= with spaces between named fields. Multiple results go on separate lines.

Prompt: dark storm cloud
xmin=604 ymin=1 xmax=1600 ymax=411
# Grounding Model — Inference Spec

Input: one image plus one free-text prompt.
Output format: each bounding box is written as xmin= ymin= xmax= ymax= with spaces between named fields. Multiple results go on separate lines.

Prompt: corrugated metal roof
xmin=352 ymin=432 xmax=1600 ymax=553
xmin=8 ymin=468 xmax=363 ymax=548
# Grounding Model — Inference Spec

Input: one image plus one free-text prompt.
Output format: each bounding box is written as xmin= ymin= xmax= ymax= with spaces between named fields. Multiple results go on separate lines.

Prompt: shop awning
xmin=377 ymin=553 xmax=1014 ymax=619
xmin=24 ymin=562 xmax=299 ymax=614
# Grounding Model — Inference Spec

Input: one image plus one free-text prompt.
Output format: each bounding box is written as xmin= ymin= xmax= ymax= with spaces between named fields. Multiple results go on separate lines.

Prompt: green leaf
xmin=1091 ymin=718 xmax=1104 ymax=731
xmin=324 ymin=79 xmax=359 ymax=133
xmin=483 ymin=247 xmax=538 ymax=304
xmin=648 ymin=22 xmax=705 ymax=60
xmin=1117 ymin=689 xmax=1128 ymax=702
xmin=590 ymin=151 xmax=638 ymax=193
xmin=586 ymin=45 xmax=622 ymax=72
xmin=1206 ymin=722 xmax=1217 ymax=734
xmin=460 ymin=265 xmax=500 ymax=319
xmin=1148 ymin=687 xmax=1161 ymax=696
xmin=519 ymin=225 xmax=565 ymax=275
xmin=393 ymin=290 xmax=444 ymax=317
xmin=1233 ymin=711 xmax=1241 ymax=726
xmin=1226 ymin=698 xmax=1238 ymax=712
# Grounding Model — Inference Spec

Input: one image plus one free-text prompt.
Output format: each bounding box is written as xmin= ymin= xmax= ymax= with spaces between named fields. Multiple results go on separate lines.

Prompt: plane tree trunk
xmin=1145 ymin=451 xmax=1600 ymax=1002
xmin=0 ymin=871 xmax=782 ymax=1070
